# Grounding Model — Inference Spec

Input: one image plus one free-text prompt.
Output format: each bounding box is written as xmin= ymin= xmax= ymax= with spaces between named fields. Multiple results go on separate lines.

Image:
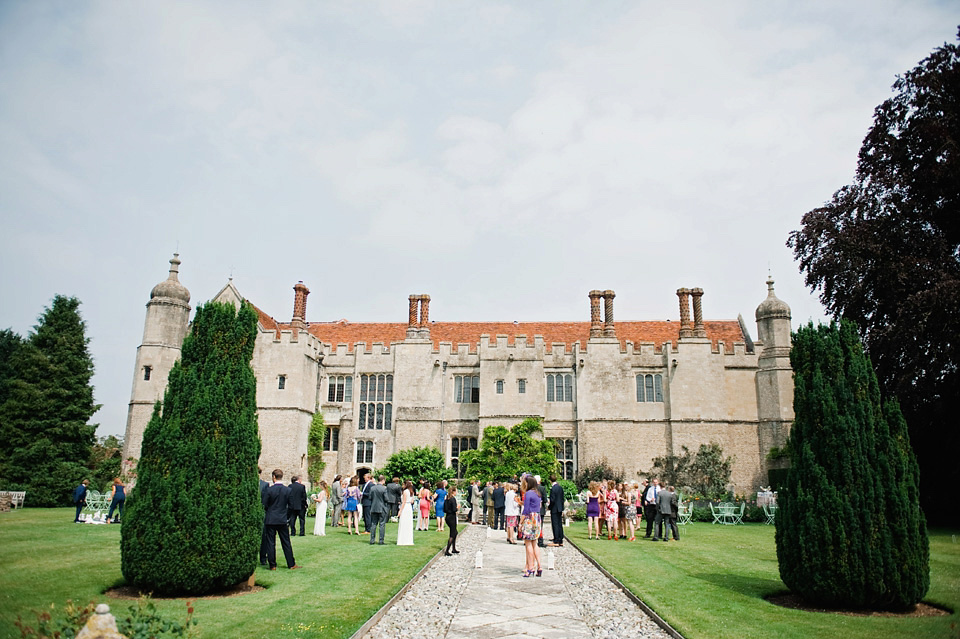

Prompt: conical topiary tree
xmin=776 ymin=320 xmax=928 ymax=610
xmin=121 ymin=301 xmax=262 ymax=595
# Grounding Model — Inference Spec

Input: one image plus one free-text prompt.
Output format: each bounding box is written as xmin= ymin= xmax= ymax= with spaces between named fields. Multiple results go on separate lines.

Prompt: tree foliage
xmin=378 ymin=446 xmax=448 ymax=484
xmin=306 ymin=412 xmax=326 ymax=484
xmin=0 ymin=297 xmax=99 ymax=506
xmin=574 ymin=457 xmax=625 ymax=490
xmin=787 ymin=31 xmax=960 ymax=522
xmin=458 ymin=418 xmax=557 ymax=482
xmin=121 ymin=301 xmax=262 ymax=595
xmin=89 ymin=434 xmax=124 ymax=492
xmin=776 ymin=321 xmax=928 ymax=610
xmin=640 ymin=443 xmax=734 ymax=499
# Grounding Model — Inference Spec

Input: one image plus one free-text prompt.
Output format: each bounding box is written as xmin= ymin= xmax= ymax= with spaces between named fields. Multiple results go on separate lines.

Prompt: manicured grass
xmin=0 ymin=509 xmax=447 ymax=639
xmin=570 ymin=522 xmax=959 ymax=639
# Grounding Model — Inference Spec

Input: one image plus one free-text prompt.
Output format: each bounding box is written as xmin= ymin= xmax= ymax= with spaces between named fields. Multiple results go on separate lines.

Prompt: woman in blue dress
xmin=106 ymin=477 xmax=125 ymax=524
xmin=434 ymin=480 xmax=448 ymax=532
xmin=344 ymin=476 xmax=361 ymax=535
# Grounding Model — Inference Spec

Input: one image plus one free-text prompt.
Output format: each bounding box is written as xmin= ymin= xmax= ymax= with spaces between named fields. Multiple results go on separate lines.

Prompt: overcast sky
xmin=0 ymin=1 xmax=955 ymax=438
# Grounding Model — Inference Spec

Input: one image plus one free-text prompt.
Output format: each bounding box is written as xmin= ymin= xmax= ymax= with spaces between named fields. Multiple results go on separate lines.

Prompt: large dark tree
xmin=458 ymin=418 xmax=557 ymax=482
xmin=777 ymin=321 xmax=928 ymax=610
xmin=0 ymin=297 xmax=99 ymax=506
xmin=788 ymin=31 xmax=960 ymax=523
xmin=121 ymin=302 xmax=262 ymax=595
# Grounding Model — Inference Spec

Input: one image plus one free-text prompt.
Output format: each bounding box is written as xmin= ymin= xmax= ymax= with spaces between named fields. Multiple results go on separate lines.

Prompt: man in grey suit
xmin=368 ymin=476 xmax=390 ymax=545
xmin=652 ymin=485 xmax=679 ymax=542
xmin=386 ymin=477 xmax=402 ymax=519
xmin=330 ymin=475 xmax=343 ymax=527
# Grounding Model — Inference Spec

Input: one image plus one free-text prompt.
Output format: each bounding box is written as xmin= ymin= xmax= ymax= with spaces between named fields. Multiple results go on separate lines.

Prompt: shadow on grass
xmin=691 ymin=572 xmax=785 ymax=598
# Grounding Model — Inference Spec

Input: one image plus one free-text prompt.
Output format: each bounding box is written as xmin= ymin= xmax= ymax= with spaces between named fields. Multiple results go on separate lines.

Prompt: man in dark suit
xmin=641 ymin=478 xmax=659 ymax=538
xmin=360 ymin=473 xmax=374 ymax=533
xmin=368 ymin=476 xmax=390 ymax=544
xmin=72 ymin=479 xmax=89 ymax=523
xmin=386 ymin=477 xmax=401 ymax=519
xmin=287 ymin=476 xmax=308 ymax=536
xmin=491 ymin=481 xmax=505 ymax=530
xmin=652 ymin=484 xmax=679 ymax=542
xmin=547 ymin=475 xmax=565 ymax=546
xmin=263 ymin=468 xmax=298 ymax=570
xmin=259 ymin=470 xmax=270 ymax=565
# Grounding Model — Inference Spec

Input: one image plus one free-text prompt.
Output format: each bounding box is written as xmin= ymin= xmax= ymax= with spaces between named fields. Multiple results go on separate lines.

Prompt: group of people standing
xmin=70 ymin=477 xmax=126 ymax=524
xmin=584 ymin=477 xmax=679 ymax=542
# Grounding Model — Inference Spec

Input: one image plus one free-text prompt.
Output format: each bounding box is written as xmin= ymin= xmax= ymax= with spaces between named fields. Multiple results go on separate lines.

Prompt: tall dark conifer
xmin=776 ymin=320 xmax=928 ymax=610
xmin=0 ymin=297 xmax=99 ymax=506
xmin=121 ymin=301 xmax=262 ymax=595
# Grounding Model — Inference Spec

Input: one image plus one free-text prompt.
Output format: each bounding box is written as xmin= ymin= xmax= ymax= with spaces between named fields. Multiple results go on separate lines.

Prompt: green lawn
xmin=570 ymin=523 xmax=959 ymax=639
xmin=0 ymin=508 xmax=447 ymax=639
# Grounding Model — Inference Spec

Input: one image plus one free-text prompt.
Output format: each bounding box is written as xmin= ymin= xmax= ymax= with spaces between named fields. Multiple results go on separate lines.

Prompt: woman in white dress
xmin=312 ymin=481 xmax=328 ymax=536
xmin=397 ymin=480 xmax=415 ymax=546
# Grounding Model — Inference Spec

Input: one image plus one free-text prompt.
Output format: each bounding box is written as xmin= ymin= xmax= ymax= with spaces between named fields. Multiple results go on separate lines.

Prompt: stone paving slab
xmin=444 ymin=526 xmax=595 ymax=639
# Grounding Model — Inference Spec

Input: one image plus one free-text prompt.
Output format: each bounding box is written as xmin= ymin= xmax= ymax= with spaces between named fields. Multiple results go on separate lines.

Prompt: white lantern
xmin=475 ymin=549 xmax=483 ymax=569
xmin=547 ymin=550 xmax=556 ymax=570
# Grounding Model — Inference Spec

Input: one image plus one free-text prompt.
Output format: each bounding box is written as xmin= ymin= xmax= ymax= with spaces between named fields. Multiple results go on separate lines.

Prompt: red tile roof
xmin=253 ymin=313 xmax=745 ymax=354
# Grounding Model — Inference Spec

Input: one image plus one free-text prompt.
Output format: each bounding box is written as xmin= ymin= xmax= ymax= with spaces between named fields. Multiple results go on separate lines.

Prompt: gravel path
xmin=359 ymin=523 xmax=676 ymax=639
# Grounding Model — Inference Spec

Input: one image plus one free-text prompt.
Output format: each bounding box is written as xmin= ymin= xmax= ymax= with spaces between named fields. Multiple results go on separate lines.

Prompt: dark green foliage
xmin=0 ymin=297 xmax=99 ymax=506
xmin=788 ymin=32 xmax=960 ymax=524
xmin=377 ymin=446 xmax=448 ymax=484
xmin=558 ymin=479 xmax=578 ymax=502
xmin=121 ymin=302 xmax=262 ymax=596
xmin=574 ymin=458 xmax=624 ymax=490
xmin=640 ymin=443 xmax=733 ymax=499
xmin=776 ymin=320 xmax=929 ymax=610
xmin=458 ymin=418 xmax=557 ymax=482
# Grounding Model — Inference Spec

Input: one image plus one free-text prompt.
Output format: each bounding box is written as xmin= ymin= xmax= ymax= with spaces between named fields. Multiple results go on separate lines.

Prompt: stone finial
xmin=602 ymin=290 xmax=616 ymax=338
xmin=588 ymin=290 xmax=604 ymax=338
xmin=76 ymin=604 xmax=126 ymax=639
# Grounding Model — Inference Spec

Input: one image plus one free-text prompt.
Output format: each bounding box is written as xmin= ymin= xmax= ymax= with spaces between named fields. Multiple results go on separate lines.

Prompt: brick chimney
xmin=292 ymin=281 xmax=309 ymax=331
xmin=588 ymin=290 xmax=604 ymax=338
xmin=418 ymin=294 xmax=431 ymax=338
xmin=691 ymin=288 xmax=706 ymax=337
xmin=407 ymin=295 xmax=419 ymax=338
xmin=677 ymin=288 xmax=693 ymax=338
xmin=602 ymin=290 xmax=616 ymax=338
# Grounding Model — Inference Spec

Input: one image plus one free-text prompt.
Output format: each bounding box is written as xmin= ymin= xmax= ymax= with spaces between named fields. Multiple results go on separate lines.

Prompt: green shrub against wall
xmin=776 ymin=320 xmax=929 ymax=610
xmin=121 ymin=302 xmax=262 ymax=595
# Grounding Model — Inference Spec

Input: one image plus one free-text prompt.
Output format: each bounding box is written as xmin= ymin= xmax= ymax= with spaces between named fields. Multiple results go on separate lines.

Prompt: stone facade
xmin=124 ymin=255 xmax=794 ymax=494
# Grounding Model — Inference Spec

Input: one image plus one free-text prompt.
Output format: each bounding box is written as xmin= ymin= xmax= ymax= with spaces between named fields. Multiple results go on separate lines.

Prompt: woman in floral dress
xmin=605 ymin=480 xmax=619 ymax=540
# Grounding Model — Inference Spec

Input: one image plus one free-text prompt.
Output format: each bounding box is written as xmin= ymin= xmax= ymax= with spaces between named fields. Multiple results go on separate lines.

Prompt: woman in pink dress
xmin=417 ymin=482 xmax=431 ymax=531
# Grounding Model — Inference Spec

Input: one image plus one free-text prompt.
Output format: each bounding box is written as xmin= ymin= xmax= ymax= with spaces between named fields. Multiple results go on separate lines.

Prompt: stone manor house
xmin=123 ymin=254 xmax=794 ymax=492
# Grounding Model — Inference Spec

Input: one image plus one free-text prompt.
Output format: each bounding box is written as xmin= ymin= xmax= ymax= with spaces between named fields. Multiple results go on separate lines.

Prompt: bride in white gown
xmin=397 ymin=480 xmax=414 ymax=546
xmin=312 ymin=481 xmax=328 ymax=536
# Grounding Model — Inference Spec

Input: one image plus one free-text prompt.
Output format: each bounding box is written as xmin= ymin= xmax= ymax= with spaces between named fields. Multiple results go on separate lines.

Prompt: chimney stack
xmin=691 ymin=288 xmax=706 ymax=337
xmin=588 ymin=290 xmax=604 ymax=338
xmin=418 ymin=294 xmax=431 ymax=338
xmin=407 ymin=295 xmax=419 ymax=338
xmin=602 ymin=290 xmax=616 ymax=338
xmin=292 ymin=281 xmax=310 ymax=331
xmin=677 ymin=288 xmax=693 ymax=338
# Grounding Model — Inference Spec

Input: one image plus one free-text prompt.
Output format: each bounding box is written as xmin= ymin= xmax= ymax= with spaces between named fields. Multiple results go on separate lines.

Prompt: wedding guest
xmin=329 ymin=474 xmax=343 ymax=527
xmin=605 ymin=480 xmax=619 ymax=540
xmin=585 ymin=481 xmax=601 ymax=539
xmin=520 ymin=475 xmax=542 ymax=576
xmin=312 ymin=481 xmax=328 ymax=536
xmin=434 ymin=480 xmax=448 ymax=532
xmin=344 ymin=476 xmax=362 ymax=535
xmin=504 ymin=482 xmax=520 ymax=544
xmin=622 ymin=482 xmax=637 ymax=541
xmin=443 ymin=486 xmax=460 ymax=555
xmin=72 ymin=479 xmax=89 ymax=523
xmin=106 ymin=477 xmax=125 ymax=524
xmin=397 ymin=480 xmax=414 ymax=545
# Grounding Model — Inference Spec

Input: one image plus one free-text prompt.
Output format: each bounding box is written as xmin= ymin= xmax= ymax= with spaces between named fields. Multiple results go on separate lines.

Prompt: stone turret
xmin=754 ymin=276 xmax=794 ymax=478
xmin=122 ymin=254 xmax=192 ymax=463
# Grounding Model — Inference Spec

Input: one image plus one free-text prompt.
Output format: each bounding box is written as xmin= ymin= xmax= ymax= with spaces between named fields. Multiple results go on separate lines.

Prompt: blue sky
xmin=0 ymin=1 xmax=955 ymax=437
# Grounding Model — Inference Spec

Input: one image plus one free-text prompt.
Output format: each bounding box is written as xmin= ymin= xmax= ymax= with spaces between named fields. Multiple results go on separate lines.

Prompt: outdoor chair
xmin=709 ymin=502 xmax=722 ymax=524
xmin=10 ymin=491 xmax=25 ymax=509
xmin=762 ymin=503 xmax=775 ymax=525
xmin=678 ymin=503 xmax=692 ymax=525
xmin=732 ymin=502 xmax=745 ymax=525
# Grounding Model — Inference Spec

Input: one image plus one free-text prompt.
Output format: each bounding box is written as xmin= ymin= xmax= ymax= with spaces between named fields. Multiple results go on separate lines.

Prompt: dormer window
xmin=278 ymin=375 xmax=286 ymax=390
